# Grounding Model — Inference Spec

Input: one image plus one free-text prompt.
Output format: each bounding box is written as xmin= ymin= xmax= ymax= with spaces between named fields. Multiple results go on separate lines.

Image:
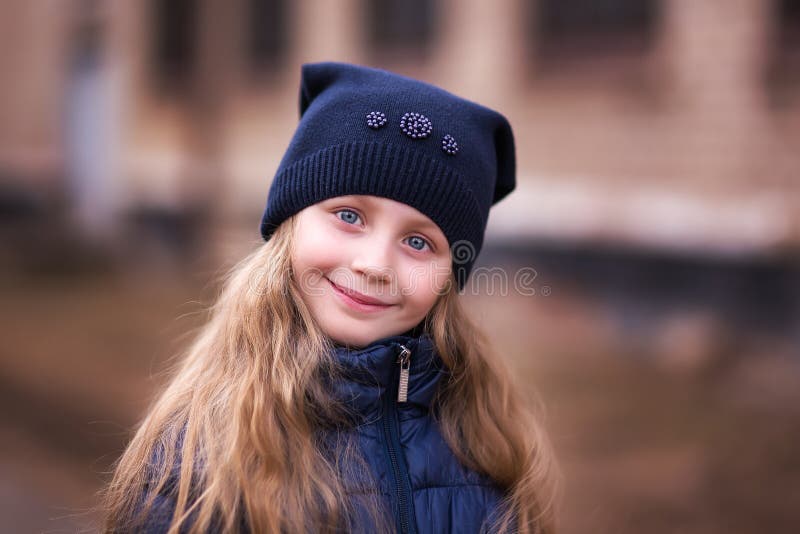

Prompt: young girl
xmin=102 ymin=62 xmax=560 ymax=533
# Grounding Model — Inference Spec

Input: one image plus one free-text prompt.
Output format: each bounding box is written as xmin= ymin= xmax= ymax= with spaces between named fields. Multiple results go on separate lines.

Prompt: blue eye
xmin=407 ymin=235 xmax=430 ymax=251
xmin=336 ymin=209 xmax=361 ymax=225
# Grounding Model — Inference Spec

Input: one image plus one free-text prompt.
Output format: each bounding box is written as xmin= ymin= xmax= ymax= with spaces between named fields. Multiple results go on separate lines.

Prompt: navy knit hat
xmin=260 ymin=61 xmax=516 ymax=290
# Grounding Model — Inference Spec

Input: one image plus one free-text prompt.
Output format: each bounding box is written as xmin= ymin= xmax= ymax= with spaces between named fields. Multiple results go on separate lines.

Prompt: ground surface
xmin=1 ymin=262 xmax=798 ymax=533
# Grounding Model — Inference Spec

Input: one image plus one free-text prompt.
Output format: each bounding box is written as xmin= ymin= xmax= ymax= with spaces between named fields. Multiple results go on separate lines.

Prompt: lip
xmin=327 ymin=278 xmax=395 ymax=313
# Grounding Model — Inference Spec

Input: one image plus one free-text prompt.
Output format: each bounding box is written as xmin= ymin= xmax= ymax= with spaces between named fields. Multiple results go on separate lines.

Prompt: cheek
xmin=292 ymin=217 xmax=341 ymax=272
xmin=397 ymin=259 xmax=450 ymax=305
xmin=410 ymin=289 xmax=440 ymax=316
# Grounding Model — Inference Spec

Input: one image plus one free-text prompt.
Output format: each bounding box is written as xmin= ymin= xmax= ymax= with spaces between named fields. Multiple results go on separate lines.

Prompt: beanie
xmin=259 ymin=61 xmax=516 ymax=290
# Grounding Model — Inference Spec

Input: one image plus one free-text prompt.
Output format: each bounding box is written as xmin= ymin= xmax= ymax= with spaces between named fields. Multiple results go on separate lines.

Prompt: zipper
xmin=381 ymin=343 xmax=416 ymax=534
xmin=397 ymin=344 xmax=411 ymax=402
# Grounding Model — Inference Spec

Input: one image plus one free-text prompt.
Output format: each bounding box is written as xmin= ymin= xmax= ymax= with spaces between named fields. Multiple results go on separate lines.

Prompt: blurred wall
xmin=0 ymin=0 xmax=798 ymax=261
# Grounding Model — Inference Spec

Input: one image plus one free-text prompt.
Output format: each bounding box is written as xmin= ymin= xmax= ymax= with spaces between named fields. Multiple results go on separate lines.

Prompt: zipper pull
xmin=396 ymin=344 xmax=411 ymax=403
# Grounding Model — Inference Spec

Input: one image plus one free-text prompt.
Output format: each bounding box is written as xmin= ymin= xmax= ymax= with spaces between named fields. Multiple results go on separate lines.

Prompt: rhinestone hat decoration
xmin=441 ymin=134 xmax=459 ymax=155
xmin=366 ymin=111 xmax=387 ymax=129
xmin=365 ymin=109 xmax=460 ymax=156
xmin=400 ymin=112 xmax=433 ymax=139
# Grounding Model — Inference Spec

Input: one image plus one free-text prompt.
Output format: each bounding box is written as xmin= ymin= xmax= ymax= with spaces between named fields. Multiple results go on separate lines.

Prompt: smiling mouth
xmin=327 ymin=278 xmax=394 ymax=308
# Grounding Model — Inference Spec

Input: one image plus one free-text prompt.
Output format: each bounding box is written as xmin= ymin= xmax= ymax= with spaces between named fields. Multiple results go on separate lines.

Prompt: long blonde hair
xmin=101 ymin=214 xmax=561 ymax=533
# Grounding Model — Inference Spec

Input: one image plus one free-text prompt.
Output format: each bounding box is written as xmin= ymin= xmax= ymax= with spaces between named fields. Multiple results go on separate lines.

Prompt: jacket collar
xmin=329 ymin=331 xmax=448 ymax=423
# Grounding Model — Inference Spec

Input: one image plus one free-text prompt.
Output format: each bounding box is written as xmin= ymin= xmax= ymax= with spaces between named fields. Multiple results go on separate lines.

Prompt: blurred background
xmin=1 ymin=0 xmax=799 ymax=532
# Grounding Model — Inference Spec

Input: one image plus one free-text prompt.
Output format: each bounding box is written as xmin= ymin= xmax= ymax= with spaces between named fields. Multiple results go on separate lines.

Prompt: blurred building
xmin=0 ymin=0 xmax=798 ymax=260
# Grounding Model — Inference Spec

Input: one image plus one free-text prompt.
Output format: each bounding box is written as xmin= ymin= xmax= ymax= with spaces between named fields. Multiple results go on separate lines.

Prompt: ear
xmin=299 ymin=62 xmax=345 ymax=118
xmin=492 ymin=115 xmax=516 ymax=205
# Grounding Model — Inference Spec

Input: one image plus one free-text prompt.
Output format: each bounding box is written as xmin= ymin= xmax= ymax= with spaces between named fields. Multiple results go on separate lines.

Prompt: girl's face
xmin=291 ymin=195 xmax=452 ymax=348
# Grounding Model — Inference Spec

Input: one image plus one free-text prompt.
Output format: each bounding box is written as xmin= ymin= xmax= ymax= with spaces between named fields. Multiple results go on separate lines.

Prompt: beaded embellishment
xmin=400 ymin=112 xmax=433 ymax=139
xmin=442 ymin=134 xmax=459 ymax=155
xmin=366 ymin=111 xmax=387 ymax=129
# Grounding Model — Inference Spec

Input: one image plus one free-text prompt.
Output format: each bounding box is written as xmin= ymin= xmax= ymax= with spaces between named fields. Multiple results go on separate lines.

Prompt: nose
xmin=350 ymin=237 xmax=395 ymax=285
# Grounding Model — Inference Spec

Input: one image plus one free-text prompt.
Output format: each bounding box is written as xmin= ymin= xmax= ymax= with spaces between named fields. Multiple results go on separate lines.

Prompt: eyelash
xmin=333 ymin=208 xmax=434 ymax=252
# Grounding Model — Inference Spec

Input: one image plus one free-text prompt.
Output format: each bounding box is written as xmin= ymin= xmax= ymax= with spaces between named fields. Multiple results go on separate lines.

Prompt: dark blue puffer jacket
xmin=325 ymin=331 xmax=508 ymax=533
xmin=134 ymin=332 xmax=508 ymax=533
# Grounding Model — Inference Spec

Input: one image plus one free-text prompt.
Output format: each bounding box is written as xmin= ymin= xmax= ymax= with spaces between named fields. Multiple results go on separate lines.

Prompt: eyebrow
xmin=330 ymin=196 xmax=438 ymax=228
xmin=399 ymin=213 xmax=440 ymax=231
xmin=325 ymin=195 xmax=446 ymax=245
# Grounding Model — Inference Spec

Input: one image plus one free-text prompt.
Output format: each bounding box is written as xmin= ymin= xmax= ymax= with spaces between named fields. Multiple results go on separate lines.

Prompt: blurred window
xmin=777 ymin=0 xmax=800 ymax=46
xmin=150 ymin=0 xmax=198 ymax=92
xmin=247 ymin=0 xmax=289 ymax=73
xmin=530 ymin=0 xmax=660 ymax=66
xmin=365 ymin=0 xmax=437 ymax=61
xmin=768 ymin=0 xmax=800 ymax=106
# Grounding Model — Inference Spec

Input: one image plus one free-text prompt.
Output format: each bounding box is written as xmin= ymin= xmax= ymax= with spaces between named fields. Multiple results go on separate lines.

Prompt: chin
xmin=327 ymin=323 xmax=409 ymax=349
xmin=331 ymin=333 xmax=372 ymax=349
